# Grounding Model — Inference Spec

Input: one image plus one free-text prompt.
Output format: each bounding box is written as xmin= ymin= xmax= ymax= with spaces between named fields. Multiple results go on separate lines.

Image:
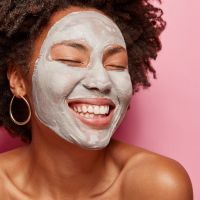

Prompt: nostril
xmin=82 ymin=82 xmax=97 ymax=90
xmin=87 ymin=86 xmax=110 ymax=94
xmin=82 ymin=81 xmax=111 ymax=94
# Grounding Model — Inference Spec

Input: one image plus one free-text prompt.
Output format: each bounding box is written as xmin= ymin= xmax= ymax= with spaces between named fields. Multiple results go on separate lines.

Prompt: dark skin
xmin=0 ymin=6 xmax=193 ymax=200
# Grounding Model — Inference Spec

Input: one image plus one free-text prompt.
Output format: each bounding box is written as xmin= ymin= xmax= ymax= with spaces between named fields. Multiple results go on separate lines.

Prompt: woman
xmin=0 ymin=0 xmax=193 ymax=199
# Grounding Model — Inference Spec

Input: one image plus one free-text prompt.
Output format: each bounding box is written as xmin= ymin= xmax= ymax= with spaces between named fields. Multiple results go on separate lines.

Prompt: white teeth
xmin=94 ymin=106 xmax=100 ymax=114
xmin=75 ymin=112 xmax=95 ymax=119
xmin=88 ymin=105 xmax=94 ymax=113
xmin=85 ymin=113 xmax=90 ymax=118
xmin=82 ymin=105 xmax=87 ymax=113
xmin=74 ymin=107 xmax=77 ymax=112
xmin=99 ymin=106 xmax=105 ymax=114
xmin=72 ymin=104 xmax=110 ymax=115
xmin=105 ymin=106 xmax=109 ymax=114
xmin=77 ymin=106 xmax=82 ymax=112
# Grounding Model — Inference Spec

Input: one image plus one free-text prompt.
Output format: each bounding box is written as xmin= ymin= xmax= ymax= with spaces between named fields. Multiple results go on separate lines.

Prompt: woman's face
xmin=28 ymin=7 xmax=133 ymax=149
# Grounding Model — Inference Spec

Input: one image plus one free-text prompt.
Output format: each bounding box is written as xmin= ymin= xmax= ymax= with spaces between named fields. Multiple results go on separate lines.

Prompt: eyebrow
xmin=103 ymin=46 xmax=126 ymax=60
xmin=56 ymin=41 xmax=89 ymax=52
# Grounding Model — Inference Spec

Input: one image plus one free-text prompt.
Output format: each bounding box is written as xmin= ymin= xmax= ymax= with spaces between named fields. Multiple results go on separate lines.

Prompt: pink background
xmin=0 ymin=0 xmax=199 ymax=199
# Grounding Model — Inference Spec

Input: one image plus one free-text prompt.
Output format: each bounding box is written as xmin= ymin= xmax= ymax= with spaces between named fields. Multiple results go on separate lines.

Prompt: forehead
xmin=41 ymin=11 xmax=126 ymax=51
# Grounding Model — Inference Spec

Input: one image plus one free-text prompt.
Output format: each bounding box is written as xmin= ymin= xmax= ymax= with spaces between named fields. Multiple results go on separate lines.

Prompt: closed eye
xmin=55 ymin=59 xmax=84 ymax=66
xmin=105 ymin=65 xmax=128 ymax=71
xmin=50 ymin=41 xmax=90 ymax=67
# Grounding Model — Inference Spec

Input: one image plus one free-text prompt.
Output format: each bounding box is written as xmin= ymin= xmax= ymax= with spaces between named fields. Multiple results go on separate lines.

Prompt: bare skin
xmin=0 ymin=6 xmax=193 ymax=200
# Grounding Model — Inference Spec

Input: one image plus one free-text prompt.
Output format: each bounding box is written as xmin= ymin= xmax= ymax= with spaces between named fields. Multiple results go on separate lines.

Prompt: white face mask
xmin=32 ymin=11 xmax=132 ymax=149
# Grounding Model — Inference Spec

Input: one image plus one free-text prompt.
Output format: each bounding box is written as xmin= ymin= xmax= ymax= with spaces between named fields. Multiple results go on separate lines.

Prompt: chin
xmin=66 ymin=133 xmax=113 ymax=150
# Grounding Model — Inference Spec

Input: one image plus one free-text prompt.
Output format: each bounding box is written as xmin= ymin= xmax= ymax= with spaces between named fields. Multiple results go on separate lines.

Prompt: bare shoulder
xmin=0 ymin=149 xmax=16 ymax=197
xmin=109 ymin=139 xmax=193 ymax=200
xmin=0 ymin=154 xmax=6 ymax=196
xmin=0 ymin=146 xmax=27 ymax=170
xmin=0 ymin=146 xmax=29 ymax=198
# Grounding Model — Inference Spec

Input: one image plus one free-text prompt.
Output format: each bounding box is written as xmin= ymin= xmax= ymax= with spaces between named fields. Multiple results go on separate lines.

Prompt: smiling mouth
xmin=67 ymin=98 xmax=116 ymax=129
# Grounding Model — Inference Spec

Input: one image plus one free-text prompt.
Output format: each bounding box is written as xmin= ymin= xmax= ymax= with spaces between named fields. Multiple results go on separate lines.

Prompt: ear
xmin=7 ymin=67 xmax=27 ymax=97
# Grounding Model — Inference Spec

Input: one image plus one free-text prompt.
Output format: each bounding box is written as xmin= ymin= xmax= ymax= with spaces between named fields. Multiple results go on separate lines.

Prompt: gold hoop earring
xmin=9 ymin=95 xmax=31 ymax=126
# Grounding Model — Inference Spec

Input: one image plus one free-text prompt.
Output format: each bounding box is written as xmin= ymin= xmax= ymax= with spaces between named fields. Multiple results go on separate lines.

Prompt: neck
xmin=26 ymin=122 xmax=111 ymax=198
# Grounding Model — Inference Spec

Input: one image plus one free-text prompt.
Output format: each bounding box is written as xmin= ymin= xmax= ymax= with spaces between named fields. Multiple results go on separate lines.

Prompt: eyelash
xmin=105 ymin=65 xmax=128 ymax=71
xmin=55 ymin=59 xmax=83 ymax=64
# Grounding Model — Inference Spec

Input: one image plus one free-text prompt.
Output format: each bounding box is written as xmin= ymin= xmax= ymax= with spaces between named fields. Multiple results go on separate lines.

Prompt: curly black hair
xmin=0 ymin=0 xmax=166 ymax=143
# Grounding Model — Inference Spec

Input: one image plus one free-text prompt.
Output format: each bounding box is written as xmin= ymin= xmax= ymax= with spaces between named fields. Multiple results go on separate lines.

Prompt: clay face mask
xmin=32 ymin=11 xmax=133 ymax=149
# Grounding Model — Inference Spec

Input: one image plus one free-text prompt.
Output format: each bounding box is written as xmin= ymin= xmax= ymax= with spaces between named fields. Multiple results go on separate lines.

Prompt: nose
xmin=81 ymin=67 xmax=112 ymax=94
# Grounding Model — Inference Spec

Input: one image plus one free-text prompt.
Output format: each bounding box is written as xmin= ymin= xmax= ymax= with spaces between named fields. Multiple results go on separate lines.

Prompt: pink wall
xmin=115 ymin=1 xmax=200 ymax=198
xmin=0 ymin=0 xmax=199 ymax=199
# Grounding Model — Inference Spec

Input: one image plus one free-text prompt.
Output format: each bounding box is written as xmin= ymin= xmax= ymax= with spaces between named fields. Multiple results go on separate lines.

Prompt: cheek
xmin=35 ymin=62 xmax=87 ymax=98
xmin=109 ymin=71 xmax=133 ymax=101
xmin=46 ymin=70 xmax=76 ymax=95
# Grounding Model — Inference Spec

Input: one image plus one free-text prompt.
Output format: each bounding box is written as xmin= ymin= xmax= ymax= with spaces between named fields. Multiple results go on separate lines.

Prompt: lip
xmin=66 ymin=98 xmax=116 ymax=129
xmin=67 ymin=98 xmax=115 ymax=106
